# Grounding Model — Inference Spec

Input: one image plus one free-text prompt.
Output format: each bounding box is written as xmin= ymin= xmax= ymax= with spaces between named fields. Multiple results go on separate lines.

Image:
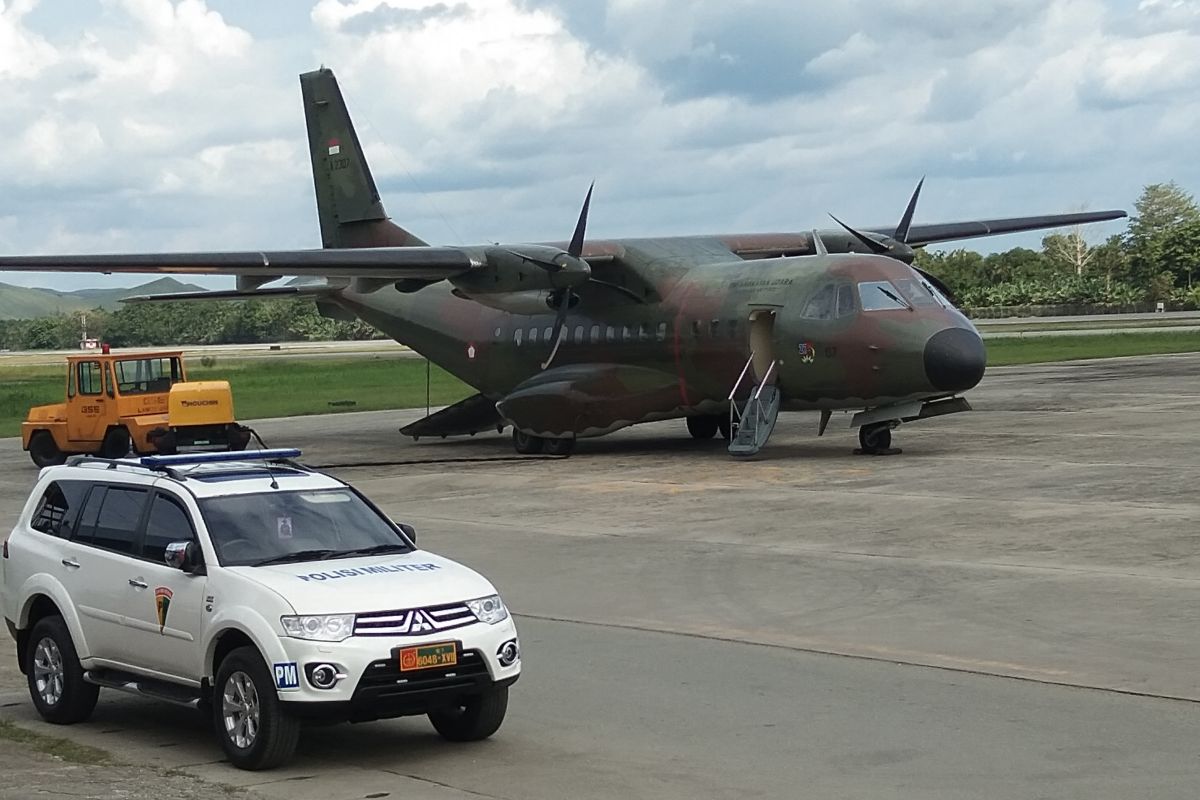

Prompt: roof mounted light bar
xmin=139 ymin=449 xmax=302 ymax=468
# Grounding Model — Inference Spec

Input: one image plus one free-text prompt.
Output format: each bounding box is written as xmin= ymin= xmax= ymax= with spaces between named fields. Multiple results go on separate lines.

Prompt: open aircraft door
xmin=728 ymin=305 xmax=782 ymax=457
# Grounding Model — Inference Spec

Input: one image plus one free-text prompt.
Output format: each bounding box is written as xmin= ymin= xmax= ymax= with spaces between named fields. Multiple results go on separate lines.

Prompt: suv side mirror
xmin=164 ymin=540 xmax=204 ymax=573
xmin=398 ymin=523 xmax=417 ymax=545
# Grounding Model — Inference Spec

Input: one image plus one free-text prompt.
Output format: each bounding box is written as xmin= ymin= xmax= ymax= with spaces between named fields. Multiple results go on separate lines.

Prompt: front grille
xmin=353 ymin=601 xmax=476 ymax=637
xmin=356 ymin=649 xmax=489 ymax=695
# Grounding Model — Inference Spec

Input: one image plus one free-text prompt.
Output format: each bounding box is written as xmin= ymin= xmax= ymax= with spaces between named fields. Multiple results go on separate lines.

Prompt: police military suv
xmin=1 ymin=450 xmax=520 ymax=770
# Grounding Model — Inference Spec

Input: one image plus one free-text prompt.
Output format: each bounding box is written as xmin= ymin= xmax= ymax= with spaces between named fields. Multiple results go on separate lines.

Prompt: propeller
xmin=542 ymin=183 xmax=593 ymax=369
xmin=829 ymin=177 xmax=958 ymax=306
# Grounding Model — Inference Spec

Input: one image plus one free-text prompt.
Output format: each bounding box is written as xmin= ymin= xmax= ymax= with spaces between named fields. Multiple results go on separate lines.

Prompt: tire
xmin=99 ymin=427 xmax=130 ymax=460
xmin=686 ymin=415 xmax=719 ymax=440
xmin=859 ymin=423 xmax=892 ymax=452
xmin=25 ymin=616 xmax=99 ymax=725
xmin=543 ymin=437 xmax=576 ymax=456
xmin=428 ymin=686 xmax=509 ymax=742
xmin=717 ymin=415 xmax=732 ymax=440
xmin=213 ymin=646 xmax=300 ymax=770
xmin=512 ymin=429 xmax=544 ymax=455
xmin=28 ymin=431 xmax=66 ymax=468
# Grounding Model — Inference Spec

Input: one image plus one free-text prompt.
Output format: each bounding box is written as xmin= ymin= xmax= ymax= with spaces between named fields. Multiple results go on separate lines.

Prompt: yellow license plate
xmin=399 ymin=642 xmax=457 ymax=672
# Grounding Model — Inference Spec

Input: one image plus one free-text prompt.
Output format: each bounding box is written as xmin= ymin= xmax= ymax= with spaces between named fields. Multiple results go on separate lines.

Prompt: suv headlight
xmin=280 ymin=614 xmax=355 ymax=642
xmin=466 ymin=595 xmax=509 ymax=625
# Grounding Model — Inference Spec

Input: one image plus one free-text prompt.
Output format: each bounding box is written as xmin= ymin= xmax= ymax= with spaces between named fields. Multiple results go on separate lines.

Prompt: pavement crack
xmin=382 ymin=770 xmax=509 ymax=800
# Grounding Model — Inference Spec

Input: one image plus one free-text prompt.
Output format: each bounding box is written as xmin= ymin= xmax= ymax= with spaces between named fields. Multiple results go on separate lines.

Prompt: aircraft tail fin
xmin=300 ymin=68 xmax=427 ymax=248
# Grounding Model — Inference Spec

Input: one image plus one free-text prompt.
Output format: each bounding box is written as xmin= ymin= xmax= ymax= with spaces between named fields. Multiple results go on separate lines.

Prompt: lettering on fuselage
xmin=728 ymin=278 xmax=794 ymax=290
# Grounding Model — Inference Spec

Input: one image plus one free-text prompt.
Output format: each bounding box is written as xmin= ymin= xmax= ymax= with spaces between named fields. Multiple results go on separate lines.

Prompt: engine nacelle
xmin=449 ymin=245 xmax=590 ymax=310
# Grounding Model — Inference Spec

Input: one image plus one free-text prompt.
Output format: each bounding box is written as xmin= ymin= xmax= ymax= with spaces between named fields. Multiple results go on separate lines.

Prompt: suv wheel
xmin=28 ymin=432 xmax=66 ymax=468
xmin=428 ymin=685 xmax=509 ymax=742
xmin=214 ymin=646 xmax=300 ymax=770
xmin=25 ymin=616 xmax=99 ymax=724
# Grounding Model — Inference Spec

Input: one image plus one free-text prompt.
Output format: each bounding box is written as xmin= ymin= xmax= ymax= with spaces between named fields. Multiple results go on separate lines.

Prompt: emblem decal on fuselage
xmin=798 ymin=342 xmax=816 ymax=364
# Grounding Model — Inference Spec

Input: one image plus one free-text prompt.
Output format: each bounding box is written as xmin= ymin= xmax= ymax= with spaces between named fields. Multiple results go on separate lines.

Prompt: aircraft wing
xmin=0 ymin=246 xmax=475 ymax=279
xmin=872 ymin=209 xmax=1127 ymax=246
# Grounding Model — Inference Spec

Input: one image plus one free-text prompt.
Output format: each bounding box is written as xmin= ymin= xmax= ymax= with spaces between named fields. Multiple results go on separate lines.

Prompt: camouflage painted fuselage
xmin=334 ymin=236 xmax=981 ymax=439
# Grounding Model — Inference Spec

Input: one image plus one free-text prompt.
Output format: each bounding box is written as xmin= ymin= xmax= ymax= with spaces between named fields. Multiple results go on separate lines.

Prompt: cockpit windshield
xmin=857 ymin=281 xmax=910 ymax=311
xmin=893 ymin=278 xmax=939 ymax=307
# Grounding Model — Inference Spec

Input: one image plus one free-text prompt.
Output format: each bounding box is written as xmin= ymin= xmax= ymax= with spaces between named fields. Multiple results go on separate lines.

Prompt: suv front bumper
xmin=274 ymin=617 xmax=520 ymax=721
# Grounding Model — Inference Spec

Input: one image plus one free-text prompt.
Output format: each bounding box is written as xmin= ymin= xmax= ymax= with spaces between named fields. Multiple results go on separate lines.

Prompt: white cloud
xmin=0 ymin=0 xmax=1196 ymax=293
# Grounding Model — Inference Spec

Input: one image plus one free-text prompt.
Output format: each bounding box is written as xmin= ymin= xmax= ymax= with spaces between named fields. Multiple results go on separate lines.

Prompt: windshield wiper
xmin=877 ymin=285 xmax=913 ymax=311
xmin=251 ymin=549 xmax=338 ymax=567
xmin=329 ymin=543 xmax=412 ymax=559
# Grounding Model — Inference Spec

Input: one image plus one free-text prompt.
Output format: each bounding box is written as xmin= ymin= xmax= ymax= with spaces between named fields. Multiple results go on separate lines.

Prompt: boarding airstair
xmin=727 ymin=353 xmax=781 ymax=457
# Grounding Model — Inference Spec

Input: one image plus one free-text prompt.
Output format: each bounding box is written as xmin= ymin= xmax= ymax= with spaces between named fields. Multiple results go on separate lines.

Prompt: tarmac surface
xmin=1 ymin=352 xmax=1199 ymax=798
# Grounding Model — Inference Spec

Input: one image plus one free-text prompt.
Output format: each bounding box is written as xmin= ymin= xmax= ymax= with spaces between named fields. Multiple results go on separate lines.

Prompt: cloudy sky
xmin=1 ymin=0 xmax=1197 ymax=290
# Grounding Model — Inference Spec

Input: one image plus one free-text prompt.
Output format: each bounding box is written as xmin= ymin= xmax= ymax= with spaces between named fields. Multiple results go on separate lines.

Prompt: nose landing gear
xmin=855 ymin=421 xmax=902 ymax=456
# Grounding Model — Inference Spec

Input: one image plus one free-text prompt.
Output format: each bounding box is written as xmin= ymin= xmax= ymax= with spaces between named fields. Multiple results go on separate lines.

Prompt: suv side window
xmin=30 ymin=481 xmax=90 ymax=538
xmin=142 ymin=494 xmax=196 ymax=563
xmin=75 ymin=486 xmax=148 ymax=555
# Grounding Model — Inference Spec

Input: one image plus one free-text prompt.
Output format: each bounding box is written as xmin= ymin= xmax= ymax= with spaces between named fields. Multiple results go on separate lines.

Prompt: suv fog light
xmin=497 ymin=638 xmax=520 ymax=667
xmin=306 ymin=663 xmax=346 ymax=690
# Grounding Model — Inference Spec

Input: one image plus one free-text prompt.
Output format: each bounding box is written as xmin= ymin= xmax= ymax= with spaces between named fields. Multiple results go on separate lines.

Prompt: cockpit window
xmin=836 ymin=284 xmax=856 ymax=317
xmin=801 ymin=284 xmax=837 ymax=319
xmin=858 ymin=281 xmax=910 ymax=311
xmin=894 ymin=278 xmax=938 ymax=307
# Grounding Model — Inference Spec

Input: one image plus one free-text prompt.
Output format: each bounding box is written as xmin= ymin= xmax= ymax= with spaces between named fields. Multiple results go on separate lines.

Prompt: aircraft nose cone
xmin=924 ymin=328 xmax=986 ymax=392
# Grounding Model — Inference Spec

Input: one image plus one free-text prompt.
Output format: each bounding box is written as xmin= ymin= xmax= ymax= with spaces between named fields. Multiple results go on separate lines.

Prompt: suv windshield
xmin=198 ymin=489 xmax=412 ymax=567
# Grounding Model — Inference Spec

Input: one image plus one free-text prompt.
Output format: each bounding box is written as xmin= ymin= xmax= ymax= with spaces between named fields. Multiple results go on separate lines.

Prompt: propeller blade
xmin=895 ymin=177 xmax=924 ymax=244
xmin=541 ymin=290 xmax=571 ymax=370
xmin=568 ymin=182 xmax=594 ymax=258
xmin=829 ymin=214 xmax=890 ymax=255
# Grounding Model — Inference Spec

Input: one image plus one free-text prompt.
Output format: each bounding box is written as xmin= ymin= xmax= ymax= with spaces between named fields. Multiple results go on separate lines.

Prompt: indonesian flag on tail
xmin=328 ymin=137 xmax=341 ymax=156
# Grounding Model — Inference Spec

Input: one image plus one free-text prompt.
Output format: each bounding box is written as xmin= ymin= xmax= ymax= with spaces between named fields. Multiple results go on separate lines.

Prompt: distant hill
xmin=0 ymin=277 xmax=206 ymax=320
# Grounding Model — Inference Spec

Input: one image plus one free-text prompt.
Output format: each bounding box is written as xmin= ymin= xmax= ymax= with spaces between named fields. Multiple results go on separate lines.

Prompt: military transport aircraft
xmin=0 ymin=68 xmax=1126 ymax=459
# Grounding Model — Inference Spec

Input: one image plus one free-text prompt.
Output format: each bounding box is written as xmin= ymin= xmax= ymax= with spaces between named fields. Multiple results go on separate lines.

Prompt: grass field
xmin=2 ymin=331 xmax=1198 ymax=438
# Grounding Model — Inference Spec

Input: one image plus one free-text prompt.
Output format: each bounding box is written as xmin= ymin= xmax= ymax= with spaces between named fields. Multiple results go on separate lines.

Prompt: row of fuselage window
xmin=497 ymin=319 xmax=745 ymax=348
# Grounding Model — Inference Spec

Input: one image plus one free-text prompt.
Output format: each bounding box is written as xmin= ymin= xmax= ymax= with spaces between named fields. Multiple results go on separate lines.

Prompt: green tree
xmin=1127 ymin=182 xmax=1200 ymax=288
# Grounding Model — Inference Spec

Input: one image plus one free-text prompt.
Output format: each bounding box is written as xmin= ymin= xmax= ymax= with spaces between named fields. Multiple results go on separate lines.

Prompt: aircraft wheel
xmin=858 ymin=423 xmax=892 ymax=453
xmin=686 ymin=415 xmax=720 ymax=440
xmin=99 ymin=427 xmax=131 ymax=460
xmin=512 ymin=429 xmax=544 ymax=455
xmin=543 ymin=437 xmax=576 ymax=457
xmin=717 ymin=415 xmax=732 ymax=440
xmin=28 ymin=432 xmax=66 ymax=468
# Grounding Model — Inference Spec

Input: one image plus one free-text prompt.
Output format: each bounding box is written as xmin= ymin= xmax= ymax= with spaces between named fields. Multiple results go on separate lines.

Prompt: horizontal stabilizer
xmin=400 ymin=393 xmax=503 ymax=439
xmin=121 ymin=286 xmax=333 ymax=303
xmin=0 ymin=247 xmax=474 ymax=279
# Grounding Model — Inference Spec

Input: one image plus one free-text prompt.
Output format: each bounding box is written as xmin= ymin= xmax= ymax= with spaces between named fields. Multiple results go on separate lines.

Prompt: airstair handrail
xmin=728 ymin=352 xmax=756 ymax=400
xmin=753 ymin=360 xmax=778 ymax=399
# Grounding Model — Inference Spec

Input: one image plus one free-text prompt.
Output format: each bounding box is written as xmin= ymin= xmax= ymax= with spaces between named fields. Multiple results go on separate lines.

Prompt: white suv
xmin=1 ymin=449 xmax=520 ymax=770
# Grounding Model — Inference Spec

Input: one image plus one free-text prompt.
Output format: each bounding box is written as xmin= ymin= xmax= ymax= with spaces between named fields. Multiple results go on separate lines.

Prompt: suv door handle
xmin=61 ymin=558 xmax=80 ymax=569
xmin=128 ymin=578 xmax=148 ymax=589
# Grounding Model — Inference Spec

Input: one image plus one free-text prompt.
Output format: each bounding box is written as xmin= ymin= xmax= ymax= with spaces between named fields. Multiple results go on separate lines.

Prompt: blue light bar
xmin=139 ymin=448 xmax=302 ymax=468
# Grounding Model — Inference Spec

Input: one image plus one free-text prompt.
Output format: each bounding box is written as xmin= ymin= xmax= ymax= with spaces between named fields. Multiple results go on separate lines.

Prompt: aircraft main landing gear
xmin=512 ymin=429 xmax=576 ymax=457
xmin=856 ymin=422 xmax=902 ymax=456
